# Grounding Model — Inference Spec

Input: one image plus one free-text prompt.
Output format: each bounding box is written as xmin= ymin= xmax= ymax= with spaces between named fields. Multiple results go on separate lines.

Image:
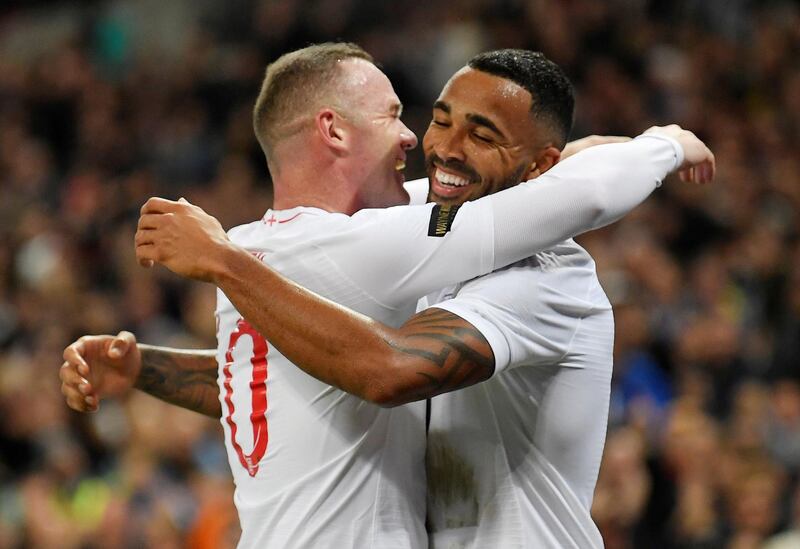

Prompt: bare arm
xmin=136 ymin=345 xmax=220 ymax=416
xmin=60 ymin=333 xmax=221 ymax=418
xmin=209 ymin=246 xmax=493 ymax=407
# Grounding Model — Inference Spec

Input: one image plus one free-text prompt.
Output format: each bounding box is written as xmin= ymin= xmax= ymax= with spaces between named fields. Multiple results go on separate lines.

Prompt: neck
xmin=272 ymin=188 xmax=362 ymax=215
xmin=271 ymin=162 xmax=364 ymax=215
xmin=267 ymin=137 xmax=369 ymax=215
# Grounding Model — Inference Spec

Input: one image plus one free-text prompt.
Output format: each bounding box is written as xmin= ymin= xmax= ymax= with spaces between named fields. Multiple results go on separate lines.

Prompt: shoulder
xmin=449 ymin=240 xmax=609 ymax=315
xmin=434 ymin=242 xmax=611 ymax=372
xmin=351 ymin=201 xmax=435 ymax=221
xmin=348 ymin=203 xmax=438 ymax=237
xmin=227 ymin=219 xmax=263 ymax=242
xmin=403 ymin=177 xmax=430 ymax=206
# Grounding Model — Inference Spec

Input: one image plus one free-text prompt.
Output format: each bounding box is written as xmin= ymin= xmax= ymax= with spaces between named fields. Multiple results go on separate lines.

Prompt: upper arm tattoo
xmin=135 ymin=346 xmax=221 ymax=418
xmin=389 ymin=308 xmax=495 ymax=400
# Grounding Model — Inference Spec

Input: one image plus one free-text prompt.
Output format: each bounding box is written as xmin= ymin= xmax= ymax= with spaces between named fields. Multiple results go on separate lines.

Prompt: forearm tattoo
xmin=390 ymin=308 xmax=495 ymax=400
xmin=135 ymin=346 xmax=221 ymax=418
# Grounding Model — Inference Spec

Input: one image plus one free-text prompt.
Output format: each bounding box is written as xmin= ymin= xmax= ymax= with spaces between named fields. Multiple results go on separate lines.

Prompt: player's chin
xmin=431 ymin=183 xmax=478 ymax=206
xmin=430 ymin=190 xmax=469 ymax=207
xmin=382 ymin=179 xmax=410 ymax=207
xmin=396 ymin=186 xmax=410 ymax=205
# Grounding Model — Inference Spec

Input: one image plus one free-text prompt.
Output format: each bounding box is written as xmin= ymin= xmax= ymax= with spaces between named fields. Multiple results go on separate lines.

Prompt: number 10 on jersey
xmin=222 ymin=318 xmax=269 ymax=477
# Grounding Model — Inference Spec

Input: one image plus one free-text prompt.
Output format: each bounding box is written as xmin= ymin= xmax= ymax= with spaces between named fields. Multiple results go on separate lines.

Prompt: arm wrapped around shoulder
xmin=486 ymin=133 xmax=685 ymax=270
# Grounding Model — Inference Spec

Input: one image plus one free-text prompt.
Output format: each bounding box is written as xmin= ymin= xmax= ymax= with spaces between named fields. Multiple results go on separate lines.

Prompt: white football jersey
xmin=425 ymin=240 xmax=613 ymax=549
xmin=216 ymin=202 xmax=485 ymax=549
xmin=214 ymin=135 xmax=682 ymax=548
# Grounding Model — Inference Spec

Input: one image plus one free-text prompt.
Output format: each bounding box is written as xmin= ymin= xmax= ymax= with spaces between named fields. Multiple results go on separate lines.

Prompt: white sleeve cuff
xmin=633 ymin=133 xmax=685 ymax=176
xmin=427 ymin=303 xmax=511 ymax=376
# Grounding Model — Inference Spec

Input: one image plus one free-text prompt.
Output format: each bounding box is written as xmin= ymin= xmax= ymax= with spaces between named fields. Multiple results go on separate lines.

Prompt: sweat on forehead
xmin=441 ymin=68 xmax=534 ymax=117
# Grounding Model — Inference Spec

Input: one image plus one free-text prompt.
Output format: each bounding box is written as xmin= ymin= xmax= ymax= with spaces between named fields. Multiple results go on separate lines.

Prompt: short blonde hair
xmin=253 ymin=42 xmax=373 ymax=162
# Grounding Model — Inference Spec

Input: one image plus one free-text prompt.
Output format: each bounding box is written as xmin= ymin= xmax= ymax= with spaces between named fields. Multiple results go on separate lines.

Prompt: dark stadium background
xmin=1 ymin=1 xmax=799 ymax=547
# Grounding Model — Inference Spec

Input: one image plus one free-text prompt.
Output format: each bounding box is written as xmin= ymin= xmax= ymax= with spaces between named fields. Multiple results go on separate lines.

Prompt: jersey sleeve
xmin=487 ymin=133 xmax=682 ymax=269
xmin=430 ymin=252 xmax=610 ymax=374
xmin=333 ymin=134 xmax=682 ymax=309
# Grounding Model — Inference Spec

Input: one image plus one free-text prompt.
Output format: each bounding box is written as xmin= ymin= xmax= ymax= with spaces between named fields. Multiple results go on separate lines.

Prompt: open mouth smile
xmin=435 ymin=168 xmax=471 ymax=187
xmin=430 ymin=167 xmax=478 ymax=198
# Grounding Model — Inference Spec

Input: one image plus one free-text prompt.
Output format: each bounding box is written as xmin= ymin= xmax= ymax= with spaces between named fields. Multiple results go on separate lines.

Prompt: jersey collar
xmin=261 ymin=206 xmax=328 ymax=226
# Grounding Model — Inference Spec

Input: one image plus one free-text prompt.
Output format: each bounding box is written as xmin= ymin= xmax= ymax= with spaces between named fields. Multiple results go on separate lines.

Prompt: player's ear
xmin=525 ymin=146 xmax=561 ymax=179
xmin=316 ymin=108 xmax=349 ymax=155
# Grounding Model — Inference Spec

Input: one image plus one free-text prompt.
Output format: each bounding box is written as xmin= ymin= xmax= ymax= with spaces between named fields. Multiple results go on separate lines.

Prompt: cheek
xmin=422 ymin=124 xmax=440 ymax=147
xmin=470 ymin=149 xmax=507 ymax=180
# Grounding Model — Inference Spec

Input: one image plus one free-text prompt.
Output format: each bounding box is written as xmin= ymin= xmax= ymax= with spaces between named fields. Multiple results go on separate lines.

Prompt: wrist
xmin=209 ymin=241 xmax=256 ymax=286
xmin=636 ymin=132 xmax=685 ymax=172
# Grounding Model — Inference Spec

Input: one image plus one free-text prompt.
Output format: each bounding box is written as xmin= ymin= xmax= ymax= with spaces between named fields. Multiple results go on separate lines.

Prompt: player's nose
xmin=433 ymin=130 xmax=466 ymax=162
xmin=400 ymin=123 xmax=418 ymax=151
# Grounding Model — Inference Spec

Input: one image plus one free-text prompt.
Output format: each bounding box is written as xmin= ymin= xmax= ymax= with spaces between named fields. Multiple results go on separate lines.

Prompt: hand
xmin=135 ymin=197 xmax=231 ymax=282
xmin=561 ymin=135 xmax=631 ymax=160
xmin=643 ymin=125 xmax=716 ymax=184
xmin=60 ymin=331 xmax=141 ymax=412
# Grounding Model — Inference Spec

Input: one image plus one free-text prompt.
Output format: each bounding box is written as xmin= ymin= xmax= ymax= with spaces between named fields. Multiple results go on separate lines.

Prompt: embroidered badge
xmin=428 ymin=205 xmax=461 ymax=237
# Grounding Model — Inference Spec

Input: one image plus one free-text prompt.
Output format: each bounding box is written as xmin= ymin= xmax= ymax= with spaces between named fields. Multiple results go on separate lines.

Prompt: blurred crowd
xmin=0 ymin=0 xmax=798 ymax=547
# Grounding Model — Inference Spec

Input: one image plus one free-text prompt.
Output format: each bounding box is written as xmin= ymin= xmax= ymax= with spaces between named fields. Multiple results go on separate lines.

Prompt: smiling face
xmin=339 ymin=59 xmax=418 ymax=209
xmin=423 ymin=67 xmax=547 ymax=206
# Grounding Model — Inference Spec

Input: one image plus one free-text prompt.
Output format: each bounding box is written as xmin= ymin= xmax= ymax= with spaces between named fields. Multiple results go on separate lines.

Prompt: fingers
xmin=136 ymin=207 xmax=167 ymax=270
xmin=59 ymin=361 xmax=97 ymax=412
xmin=137 ymin=213 xmax=166 ymax=231
xmin=646 ymin=123 xmax=715 ymax=184
xmin=134 ymin=229 xmax=158 ymax=268
xmin=135 ymin=207 xmax=169 ymax=267
xmin=134 ymin=227 xmax=156 ymax=247
xmin=689 ymin=157 xmax=714 ymax=184
xmin=140 ymin=197 xmax=196 ymax=216
xmin=135 ymin=242 xmax=158 ymax=267
xmin=108 ymin=331 xmax=135 ymax=359
xmin=136 ymin=249 xmax=156 ymax=267
xmin=677 ymin=158 xmax=715 ymax=185
xmin=63 ymin=338 xmax=90 ymax=377
xmin=707 ymin=149 xmax=716 ymax=181
xmin=140 ymin=197 xmax=181 ymax=216
xmin=699 ymin=161 xmax=711 ymax=183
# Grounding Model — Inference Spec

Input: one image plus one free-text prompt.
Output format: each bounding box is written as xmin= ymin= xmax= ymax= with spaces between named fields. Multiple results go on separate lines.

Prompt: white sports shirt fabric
xmin=214 ymin=135 xmax=683 ymax=548
xmin=425 ymin=240 xmax=612 ymax=549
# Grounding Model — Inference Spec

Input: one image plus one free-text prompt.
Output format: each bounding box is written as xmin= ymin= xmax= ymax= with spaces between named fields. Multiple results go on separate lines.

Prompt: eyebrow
xmin=433 ymin=100 xmax=505 ymax=139
xmin=466 ymin=113 xmax=505 ymax=139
